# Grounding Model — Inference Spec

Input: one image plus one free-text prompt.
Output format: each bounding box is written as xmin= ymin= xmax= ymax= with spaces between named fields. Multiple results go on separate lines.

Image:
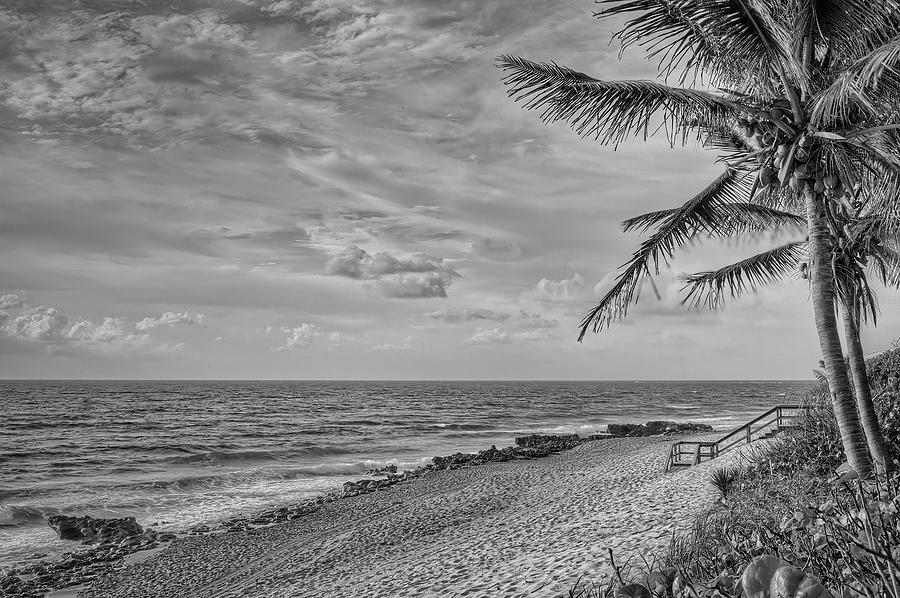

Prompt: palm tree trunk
xmin=841 ymin=298 xmax=893 ymax=473
xmin=804 ymin=187 xmax=872 ymax=476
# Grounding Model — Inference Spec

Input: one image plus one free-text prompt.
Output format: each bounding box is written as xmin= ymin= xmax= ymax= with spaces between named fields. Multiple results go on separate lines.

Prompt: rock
xmin=607 ymin=424 xmax=642 ymax=437
xmin=47 ymin=515 xmax=144 ymax=545
xmin=607 ymin=421 xmax=714 ymax=437
xmin=514 ymin=434 xmax=581 ymax=448
xmin=365 ymin=464 xmax=398 ymax=475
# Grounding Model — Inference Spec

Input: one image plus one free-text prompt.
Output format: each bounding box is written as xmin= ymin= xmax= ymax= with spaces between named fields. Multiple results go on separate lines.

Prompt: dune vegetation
xmin=572 ymin=346 xmax=900 ymax=597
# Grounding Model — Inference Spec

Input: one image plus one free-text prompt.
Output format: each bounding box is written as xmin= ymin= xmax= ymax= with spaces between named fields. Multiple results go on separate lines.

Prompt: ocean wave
xmin=0 ymin=505 xmax=62 ymax=528
xmin=284 ymin=457 xmax=432 ymax=476
xmin=161 ymin=445 xmax=351 ymax=465
xmin=418 ymin=422 xmax=498 ymax=431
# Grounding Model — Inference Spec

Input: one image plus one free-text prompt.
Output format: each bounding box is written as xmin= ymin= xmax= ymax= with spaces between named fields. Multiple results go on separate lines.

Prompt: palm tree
xmin=497 ymin=0 xmax=900 ymax=476
xmin=681 ymin=204 xmax=900 ymax=473
xmin=822 ymin=212 xmax=899 ymax=472
xmin=604 ymin=149 xmax=900 ymax=471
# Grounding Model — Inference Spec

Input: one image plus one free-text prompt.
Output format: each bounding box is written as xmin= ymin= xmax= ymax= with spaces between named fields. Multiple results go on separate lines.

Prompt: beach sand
xmin=83 ymin=435 xmax=758 ymax=598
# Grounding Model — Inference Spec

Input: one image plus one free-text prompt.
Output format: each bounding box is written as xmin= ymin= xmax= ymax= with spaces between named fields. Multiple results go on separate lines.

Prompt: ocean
xmin=0 ymin=379 xmax=812 ymax=568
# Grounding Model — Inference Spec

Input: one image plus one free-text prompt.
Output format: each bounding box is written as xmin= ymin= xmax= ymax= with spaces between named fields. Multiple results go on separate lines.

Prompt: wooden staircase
xmin=664 ymin=404 xmax=809 ymax=472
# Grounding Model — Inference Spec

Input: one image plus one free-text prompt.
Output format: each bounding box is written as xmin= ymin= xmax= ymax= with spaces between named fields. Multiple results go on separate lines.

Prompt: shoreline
xmin=1 ymin=432 xmax=616 ymax=597
xmin=82 ymin=433 xmax=745 ymax=598
xmin=1 ymin=425 xmax=720 ymax=598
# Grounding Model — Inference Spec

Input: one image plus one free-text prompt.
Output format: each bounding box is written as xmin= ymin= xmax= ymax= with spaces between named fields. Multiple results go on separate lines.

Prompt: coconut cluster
xmin=738 ymin=106 xmax=878 ymax=280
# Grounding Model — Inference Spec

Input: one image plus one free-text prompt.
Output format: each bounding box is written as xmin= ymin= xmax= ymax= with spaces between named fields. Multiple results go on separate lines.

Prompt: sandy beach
xmin=80 ymin=434 xmax=756 ymax=598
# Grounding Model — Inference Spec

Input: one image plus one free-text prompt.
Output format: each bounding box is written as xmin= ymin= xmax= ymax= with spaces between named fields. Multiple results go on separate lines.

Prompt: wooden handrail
xmin=715 ymin=404 xmax=804 ymax=446
xmin=664 ymin=404 xmax=810 ymax=471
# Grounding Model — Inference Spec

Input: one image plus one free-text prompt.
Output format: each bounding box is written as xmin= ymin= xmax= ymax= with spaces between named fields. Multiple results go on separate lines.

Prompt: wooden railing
xmin=664 ymin=404 xmax=809 ymax=472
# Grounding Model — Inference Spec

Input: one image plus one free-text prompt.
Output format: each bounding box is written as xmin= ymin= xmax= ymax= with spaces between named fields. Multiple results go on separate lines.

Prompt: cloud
xmin=370 ymin=335 xmax=414 ymax=351
xmin=324 ymin=245 xmax=458 ymax=298
xmin=464 ymin=313 xmax=561 ymax=345
xmin=368 ymin=272 xmax=450 ymax=298
xmin=0 ymin=0 xmax=844 ymax=380
xmin=5 ymin=306 xmax=70 ymax=340
xmin=67 ymin=317 xmax=150 ymax=349
xmin=324 ymin=244 xmax=455 ymax=279
xmin=1 ymin=302 xmax=190 ymax=353
xmin=467 ymin=328 xmax=510 ymax=344
xmin=327 ymin=331 xmax=345 ymax=351
xmin=425 ymin=308 xmax=510 ymax=323
xmin=518 ymin=311 xmax=559 ymax=328
xmin=0 ymin=293 xmax=24 ymax=310
xmin=514 ymin=329 xmax=559 ymax=342
xmin=471 ymin=237 xmax=522 ymax=261
xmin=278 ymin=323 xmax=321 ymax=351
xmin=535 ymin=273 xmax=586 ymax=302
xmin=324 ymin=245 xmax=369 ymax=278
xmin=135 ymin=311 xmax=202 ymax=330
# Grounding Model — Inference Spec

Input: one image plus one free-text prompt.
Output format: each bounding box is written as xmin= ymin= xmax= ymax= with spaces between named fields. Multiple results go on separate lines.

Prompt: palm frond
xmin=717 ymin=203 xmax=807 ymax=233
xmin=869 ymin=244 xmax=900 ymax=288
xmin=596 ymin=0 xmax=809 ymax=94
xmin=622 ymin=203 xmax=805 ymax=234
xmin=815 ymin=0 xmax=900 ymax=63
xmin=579 ymin=169 xmax=751 ymax=339
xmin=681 ymin=241 xmax=807 ymax=309
xmin=702 ymin=125 xmax=756 ymax=156
xmin=831 ymin=140 xmax=900 ymax=220
xmin=622 ymin=208 xmax=680 ymax=233
xmin=495 ymin=55 xmax=746 ymax=146
xmin=811 ymin=35 xmax=900 ymax=127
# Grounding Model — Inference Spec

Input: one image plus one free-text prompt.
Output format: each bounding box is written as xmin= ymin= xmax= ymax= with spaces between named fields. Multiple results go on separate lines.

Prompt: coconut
xmin=760 ymin=167 xmax=775 ymax=187
xmin=799 ymin=135 xmax=813 ymax=148
xmin=824 ymin=174 xmax=840 ymax=189
xmin=795 ymin=148 xmax=809 ymax=162
xmin=813 ymin=178 xmax=826 ymax=194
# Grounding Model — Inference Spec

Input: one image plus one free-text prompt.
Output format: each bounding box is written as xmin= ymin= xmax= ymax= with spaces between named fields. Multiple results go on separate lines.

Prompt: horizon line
xmin=0 ymin=378 xmax=816 ymax=383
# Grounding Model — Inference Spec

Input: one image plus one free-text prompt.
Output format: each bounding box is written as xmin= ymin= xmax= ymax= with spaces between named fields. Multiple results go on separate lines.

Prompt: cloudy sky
xmin=1 ymin=0 xmax=897 ymax=380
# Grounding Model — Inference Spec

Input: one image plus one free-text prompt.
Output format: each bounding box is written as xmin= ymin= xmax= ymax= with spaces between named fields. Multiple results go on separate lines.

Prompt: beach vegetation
xmin=709 ymin=466 xmax=737 ymax=502
xmin=498 ymin=0 xmax=900 ymax=478
xmin=571 ymin=348 xmax=900 ymax=597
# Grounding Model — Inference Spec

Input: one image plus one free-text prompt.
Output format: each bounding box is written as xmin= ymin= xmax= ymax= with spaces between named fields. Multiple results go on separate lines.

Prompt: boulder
xmin=365 ymin=464 xmax=398 ymax=476
xmin=47 ymin=515 xmax=144 ymax=545
xmin=607 ymin=421 xmax=714 ymax=437
xmin=607 ymin=423 xmax=642 ymax=437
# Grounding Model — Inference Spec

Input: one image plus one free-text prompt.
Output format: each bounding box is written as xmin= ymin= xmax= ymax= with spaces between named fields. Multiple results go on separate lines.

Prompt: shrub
xmin=866 ymin=345 xmax=900 ymax=392
xmin=658 ymin=474 xmax=900 ymax=597
xmin=868 ymin=345 xmax=900 ymax=462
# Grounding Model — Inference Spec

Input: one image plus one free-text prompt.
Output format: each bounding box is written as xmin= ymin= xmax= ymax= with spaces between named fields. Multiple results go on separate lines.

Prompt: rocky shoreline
xmin=0 ymin=421 xmax=712 ymax=598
